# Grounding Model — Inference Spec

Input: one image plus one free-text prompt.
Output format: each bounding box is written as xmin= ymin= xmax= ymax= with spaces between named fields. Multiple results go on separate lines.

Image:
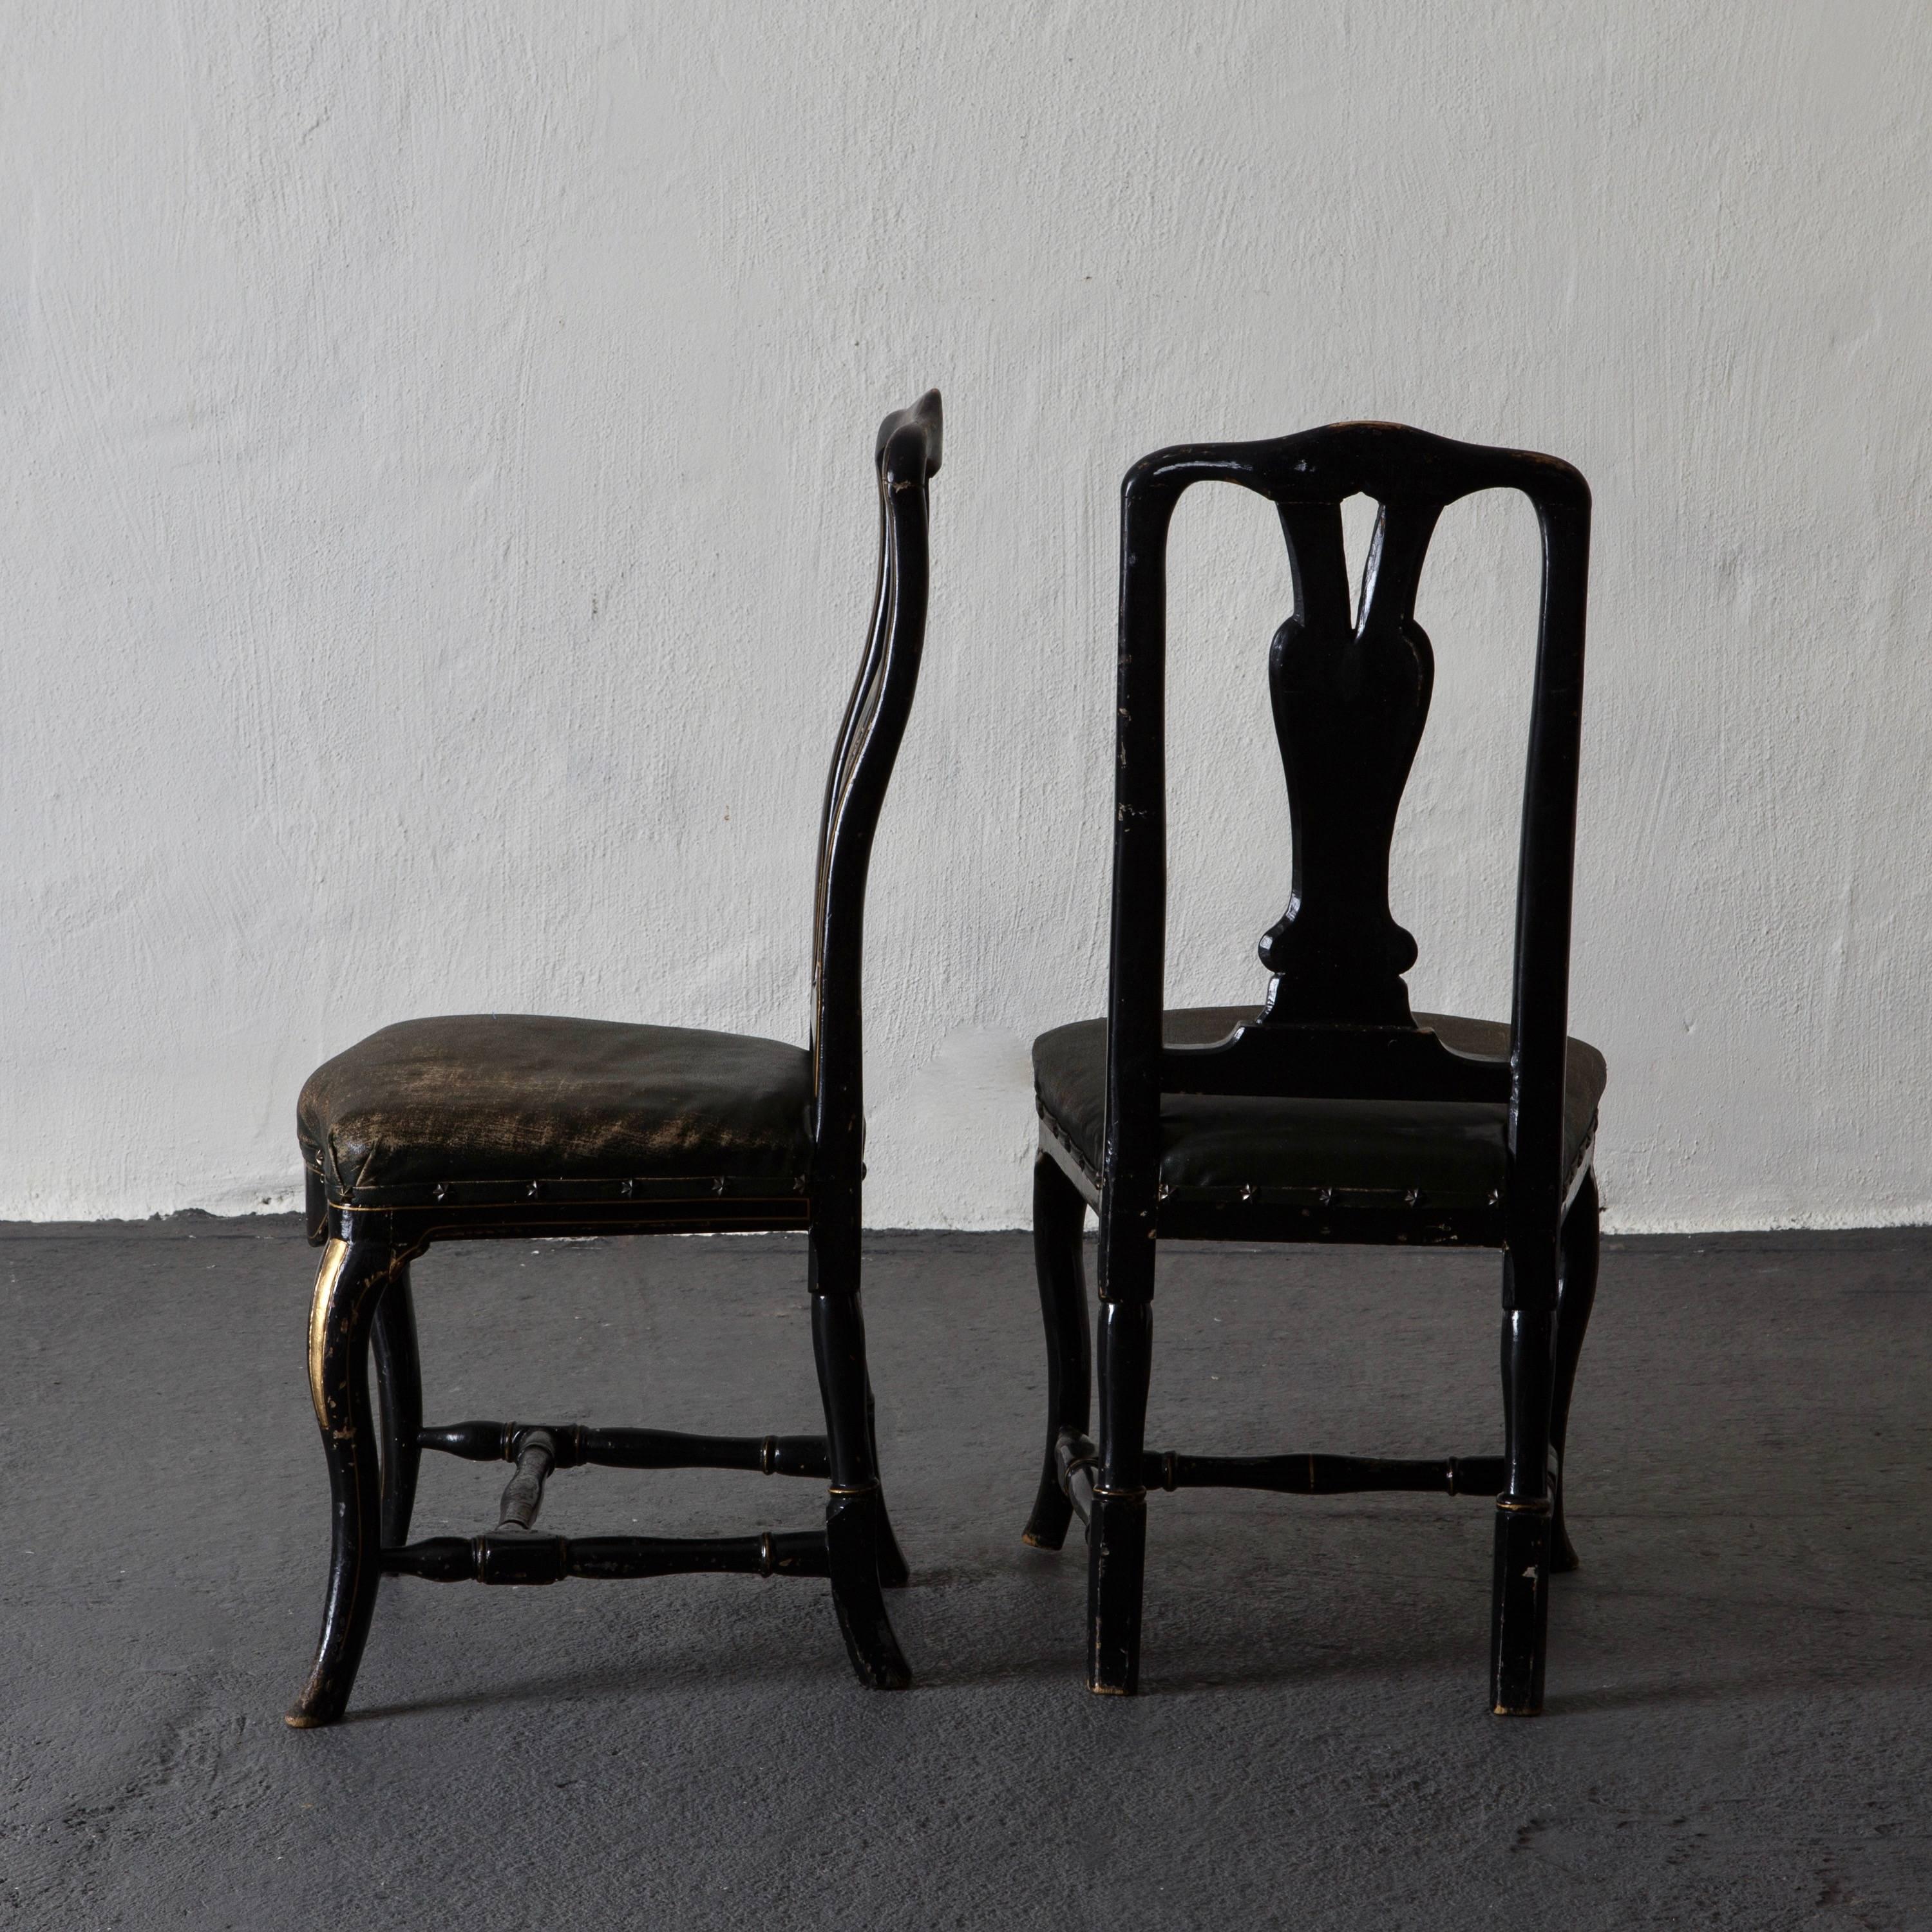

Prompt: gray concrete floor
xmin=3 ymin=1219 xmax=1929 ymax=1928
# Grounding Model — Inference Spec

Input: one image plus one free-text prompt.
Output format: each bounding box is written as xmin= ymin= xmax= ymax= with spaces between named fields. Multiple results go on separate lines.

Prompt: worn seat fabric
xmin=299 ymin=1015 xmax=814 ymax=1206
xmin=1034 ymin=1007 xmax=1605 ymax=1206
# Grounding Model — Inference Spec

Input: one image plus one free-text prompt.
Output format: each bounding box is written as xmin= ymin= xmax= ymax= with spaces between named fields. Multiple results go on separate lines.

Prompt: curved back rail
xmin=1101 ymin=421 xmax=1591 ymax=1284
xmin=810 ymin=391 xmax=942 ymax=1227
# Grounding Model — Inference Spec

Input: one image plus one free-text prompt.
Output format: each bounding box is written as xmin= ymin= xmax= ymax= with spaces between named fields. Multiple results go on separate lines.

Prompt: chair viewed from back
xmin=1023 ymin=422 xmax=1601 ymax=1714
xmin=285 ymin=390 xmax=941 ymax=1727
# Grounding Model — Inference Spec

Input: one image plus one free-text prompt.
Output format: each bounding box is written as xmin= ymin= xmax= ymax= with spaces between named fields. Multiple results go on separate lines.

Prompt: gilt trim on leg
xmin=287 ymin=1240 xmax=407 ymax=1729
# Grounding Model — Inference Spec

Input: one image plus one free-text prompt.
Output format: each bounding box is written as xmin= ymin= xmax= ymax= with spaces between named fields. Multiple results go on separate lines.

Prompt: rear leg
xmin=1088 ymin=1298 xmax=1152 ymax=1695
xmin=1491 ymin=1247 xmax=1557 ymax=1717
xmin=810 ymin=1231 xmax=910 ymax=1689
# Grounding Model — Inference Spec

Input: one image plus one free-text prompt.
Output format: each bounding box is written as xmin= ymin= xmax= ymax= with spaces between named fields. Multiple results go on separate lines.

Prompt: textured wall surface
xmin=3 ymin=3 xmax=1928 ymax=1229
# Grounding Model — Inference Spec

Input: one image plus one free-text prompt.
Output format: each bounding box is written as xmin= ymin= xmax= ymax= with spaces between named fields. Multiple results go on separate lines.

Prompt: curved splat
xmin=1258 ymin=496 xmax=1443 ymax=1027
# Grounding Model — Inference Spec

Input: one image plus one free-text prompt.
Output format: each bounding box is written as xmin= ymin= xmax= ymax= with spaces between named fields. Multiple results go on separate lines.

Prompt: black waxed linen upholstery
xmin=1033 ymin=1007 xmax=1605 ymax=1206
xmin=299 ymin=1015 xmax=814 ymax=1207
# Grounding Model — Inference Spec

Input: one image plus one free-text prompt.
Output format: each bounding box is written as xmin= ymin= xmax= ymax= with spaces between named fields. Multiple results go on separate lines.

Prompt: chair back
xmin=1103 ymin=422 xmax=1591 ymax=1251
xmin=810 ymin=391 xmax=942 ymax=1196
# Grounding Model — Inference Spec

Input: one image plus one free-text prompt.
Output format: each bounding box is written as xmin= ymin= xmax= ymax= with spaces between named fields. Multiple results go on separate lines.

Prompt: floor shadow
xmin=341 ymin=1649 xmax=838 ymax=1722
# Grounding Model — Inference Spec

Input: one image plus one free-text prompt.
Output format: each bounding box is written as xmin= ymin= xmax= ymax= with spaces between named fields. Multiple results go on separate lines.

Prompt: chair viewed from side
xmin=1023 ymin=422 xmax=1601 ymax=1714
xmin=285 ymin=390 xmax=942 ymax=1727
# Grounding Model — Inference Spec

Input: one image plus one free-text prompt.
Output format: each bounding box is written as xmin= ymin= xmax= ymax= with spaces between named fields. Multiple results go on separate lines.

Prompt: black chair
xmin=286 ymin=390 xmax=940 ymax=1728
xmin=1022 ymin=422 xmax=1602 ymax=1715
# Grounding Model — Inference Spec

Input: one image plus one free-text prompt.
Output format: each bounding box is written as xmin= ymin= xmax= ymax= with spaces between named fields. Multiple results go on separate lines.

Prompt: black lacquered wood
xmin=1147 ymin=1450 xmax=1509 ymax=1497
xmin=1088 ymin=1490 xmax=1146 ymax=1697
xmin=417 ymin=1420 xmax=833 ymax=1479
xmin=1550 ymin=1171 xmax=1601 ymax=1573
xmin=1492 ymin=1256 xmax=1557 ymax=1713
xmin=370 ymin=1263 xmax=422 ymax=1549
xmin=1088 ymin=1299 xmax=1153 ymax=1694
xmin=287 ymin=1241 xmax=410 ymax=1728
xmin=1259 ymin=495 xmax=1439 ymax=1025
xmin=1052 ymin=1427 xmax=1506 ymax=1503
xmin=811 ymin=1235 xmax=911 ymax=1689
xmin=811 ymin=392 xmax=942 ymax=1250
xmin=1040 ymin=420 xmax=1598 ymax=1714
xmin=1023 ymin=1152 xmax=1093 ymax=1549
xmin=383 ymin=1530 xmax=833 ymax=1584
xmin=1162 ymin=1022 xmax=1512 ymax=1104
xmin=288 ymin=393 xmax=938 ymax=1727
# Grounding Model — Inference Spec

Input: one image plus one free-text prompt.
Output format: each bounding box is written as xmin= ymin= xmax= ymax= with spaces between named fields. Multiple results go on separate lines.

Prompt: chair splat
xmin=1163 ymin=481 xmax=1514 ymax=1106
xmin=1259 ymin=495 xmax=1442 ymax=1028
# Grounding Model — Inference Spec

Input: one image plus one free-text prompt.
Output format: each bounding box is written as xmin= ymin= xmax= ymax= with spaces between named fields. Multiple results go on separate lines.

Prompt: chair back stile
xmin=1099 ymin=422 xmax=1591 ymax=1300
xmin=810 ymin=392 xmax=943 ymax=1237
xmin=1502 ymin=485 xmax=1591 ymax=1258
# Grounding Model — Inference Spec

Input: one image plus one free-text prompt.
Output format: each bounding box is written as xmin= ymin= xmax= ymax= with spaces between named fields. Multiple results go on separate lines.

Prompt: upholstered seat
xmin=1034 ymin=1008 xmax=1605 ymax=1208
xmin=299 ymin=1015 xmax=813 ymax=1208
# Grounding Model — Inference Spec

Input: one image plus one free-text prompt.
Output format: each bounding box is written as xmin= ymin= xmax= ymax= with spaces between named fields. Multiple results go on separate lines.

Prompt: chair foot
xmin=827 ymin=1491 xmax=911 ymax=1689
xmin=1022 ymin=1486 xmax=1074 ymax=1551
xmin=1086 ymin=1490 xmax=1146 ymax=1696
xmin=288 ymin=1239 xmax=400 ymax=1730
xmin=1023 ymin=1419 xmax=1074 ymax=1549
xmin=1490 ymin=1499 xmax=1551 ymax=1716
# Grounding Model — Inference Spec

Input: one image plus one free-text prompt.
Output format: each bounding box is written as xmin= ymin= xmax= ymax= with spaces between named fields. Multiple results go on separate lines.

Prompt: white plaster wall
xmin=3 ymin=3 xmax=1929 ymax=1231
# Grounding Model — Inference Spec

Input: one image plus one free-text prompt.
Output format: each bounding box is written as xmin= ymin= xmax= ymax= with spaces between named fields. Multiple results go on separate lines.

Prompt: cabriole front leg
xmin=1024 ymin=1151 xmax=1092 ymax=1550
xmin=288 ymin=1239 xmax=408 ymax=1728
